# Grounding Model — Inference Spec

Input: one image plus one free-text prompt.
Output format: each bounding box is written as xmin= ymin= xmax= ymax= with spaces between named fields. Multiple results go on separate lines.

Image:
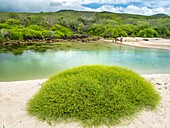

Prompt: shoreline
xmin=0 ymin=74 xmax=170 ymax=128
xmin=103 ymin=37 xmax=170 ymax=50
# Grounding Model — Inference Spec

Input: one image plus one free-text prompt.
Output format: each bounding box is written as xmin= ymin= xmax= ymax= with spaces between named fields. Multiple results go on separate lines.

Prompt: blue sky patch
xmin=82 ymin=2 xmax=146 ymax=9
xmin=82 ymin=3 xmax=103 ymax=9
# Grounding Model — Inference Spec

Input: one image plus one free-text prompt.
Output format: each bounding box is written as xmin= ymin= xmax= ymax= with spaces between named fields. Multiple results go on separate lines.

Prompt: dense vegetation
xmin=27 ymin=65 xmax=160 ymax=127
xmin=0 ymin=10 xmax=170 ymax=44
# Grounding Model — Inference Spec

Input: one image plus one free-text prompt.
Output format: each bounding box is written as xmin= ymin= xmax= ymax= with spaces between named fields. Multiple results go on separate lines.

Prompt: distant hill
xmin=152 ymin=13 xmax=169 ymax=18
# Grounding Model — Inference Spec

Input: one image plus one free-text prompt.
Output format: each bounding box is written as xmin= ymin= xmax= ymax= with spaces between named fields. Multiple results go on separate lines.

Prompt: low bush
xmin=21 ymin=28 xmax=43 ymax=39
xmin=137 ymin=28 xmax=159 ymax=38
xmin=27 ymin=65 xmax=160 ymax=127
xmin=0 ymin=23 xmax=12 ymax=29
xmin=0 ymin=34 xmax=4 ymax=43
xmin=6 ymin=19 xmax=20 ymax=25
xmin=9 ymin=28 xmax=23 ymax=40
xmin=51 ymin=24 xmax=73 ymax=37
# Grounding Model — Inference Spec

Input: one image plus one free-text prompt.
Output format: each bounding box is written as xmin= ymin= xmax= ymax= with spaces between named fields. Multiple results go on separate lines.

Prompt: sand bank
xmin=0 ymin=74 xmax=170 ymax=128
xmin=103 ymin=37 xmax=170 ymax=50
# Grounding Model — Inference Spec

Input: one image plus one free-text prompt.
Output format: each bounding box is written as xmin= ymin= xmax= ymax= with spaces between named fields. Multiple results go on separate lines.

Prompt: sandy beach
xmin=103 ymin=37 xmax=170 ymax=50
xmin=0 ymin=74 xmax=170 ymax=128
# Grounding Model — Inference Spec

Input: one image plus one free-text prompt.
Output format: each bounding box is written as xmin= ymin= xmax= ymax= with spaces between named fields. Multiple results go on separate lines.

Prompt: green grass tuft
xmin=27 ymin=65 xmax=160 ymax=127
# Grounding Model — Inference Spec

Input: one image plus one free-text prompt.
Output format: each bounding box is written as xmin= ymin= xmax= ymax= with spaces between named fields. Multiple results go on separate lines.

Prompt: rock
xmin=37 ymin=83 xmax=43 ymax=86
xmin=164 ymin=86 xmax=168 ymax=89
xmin=143 ymin=38 xmax=149 ymax=41
xmin=156 ymin=82 xmax=162 ymax=85
xmin=151 ymin=78 xmax=155 ymax=81
xmin=158 ymin=87 xmax=162 ymax=90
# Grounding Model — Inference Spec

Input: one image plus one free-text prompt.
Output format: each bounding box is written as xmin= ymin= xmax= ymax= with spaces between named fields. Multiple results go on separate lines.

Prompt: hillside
xmin=0 ymin=10 xmax=170 ymax=44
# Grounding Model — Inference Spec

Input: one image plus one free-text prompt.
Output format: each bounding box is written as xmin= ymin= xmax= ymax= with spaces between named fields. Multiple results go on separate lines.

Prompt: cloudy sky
xmin=0 ymin=0 xmax=170 ymax=16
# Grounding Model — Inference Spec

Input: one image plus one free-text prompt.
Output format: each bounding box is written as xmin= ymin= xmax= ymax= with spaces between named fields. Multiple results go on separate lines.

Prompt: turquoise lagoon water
xmin=0 ymin=45 xmax=170 ymax=81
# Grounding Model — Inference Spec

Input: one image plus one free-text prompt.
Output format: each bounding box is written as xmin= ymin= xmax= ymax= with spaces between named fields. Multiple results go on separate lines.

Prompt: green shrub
xmin=8 ymin=28 xmax=23 ymax=40
xmin=154 ymin=26 xmax=169 ymax=38
xmin=27 ymin=65 xmax=160 ymax=127
xmin=117 ymin=28 xmax=128 ymax=37
xmin=9 ymin=32 xmax=23 ymax=40
xmin=6 ymin=19 xmax=20 ymax=25
xmin=54 ymin=30 xmax=63 ymax=38
xmin=21 ymin=28 xmax=43 ymax=39
xmin=119 ymin=24 xmax=136 ymax=36
xmin=0 ymin=34 xmax=4 ymax=43
xmin=0 ymin=29 xmax=10 ymax=41
xmin=134 ymin=22 xmax=150 ymax=36
xmin=21 ymin=28 xmax=34 ymax=39
xmin=25 ymin=15 xmax=45 ymax=26
xmin=42 ymin=30 xmax=50 ymax=38
xmin=32 ymin=30 xmax=43 ymax=39
xmin=0 ymin=23 xmax=12 ymax=29
xmin=87 ymin=24 xmax=105 ymax=36
xmin=8 ymin=13 xmax=20 ymax=19
xmin=51 ymin=24 xmax=73 ymax=36
xmin=28 ymin=25 xmax=44 ymax=31
xmin=44 ymin=30 xmax=55 ymax=39
xmin=87 ymin=24 xmax=120 ymax=38
xmin=137 ymin=28 xmax=159 ymax=38
xmin=102 ymin=27 xmax=119 ymax=38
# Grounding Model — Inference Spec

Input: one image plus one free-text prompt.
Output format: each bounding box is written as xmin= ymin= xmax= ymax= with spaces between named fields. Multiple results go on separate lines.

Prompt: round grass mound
xmin=27 ymin=65 xmax=160 ymax=127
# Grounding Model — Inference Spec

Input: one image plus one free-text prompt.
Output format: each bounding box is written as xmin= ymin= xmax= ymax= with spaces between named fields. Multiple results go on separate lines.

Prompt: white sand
xmin=103 ymin=37 xmax=170 ymax=50
xmin=0 ymin=74 xmax=170 ymax=128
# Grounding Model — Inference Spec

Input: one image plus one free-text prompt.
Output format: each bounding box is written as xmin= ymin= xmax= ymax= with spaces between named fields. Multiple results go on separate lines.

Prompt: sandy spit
xmin=103 ymin=37 xmax=170 ymax=50
xmin=0 ymin=74 xmax=170 ymax=128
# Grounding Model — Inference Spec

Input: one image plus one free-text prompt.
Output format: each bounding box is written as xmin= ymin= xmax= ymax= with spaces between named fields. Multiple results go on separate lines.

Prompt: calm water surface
xmin=0 ymin=45 xmax=170 ymax=81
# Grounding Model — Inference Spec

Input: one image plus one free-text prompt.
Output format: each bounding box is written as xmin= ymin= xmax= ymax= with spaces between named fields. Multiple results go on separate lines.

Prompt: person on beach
xmin=120 ymin=35 xmax=123 ymax=44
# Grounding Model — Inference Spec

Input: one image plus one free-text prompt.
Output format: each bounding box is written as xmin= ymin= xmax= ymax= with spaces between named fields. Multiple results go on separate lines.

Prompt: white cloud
xmin=123 ymin=5 xmax=168 ymax=15
xmin=124 ymin=5 xmax=141 ymax=14
xmin=0 ymin=0 xmax=169 ymax=16
xmin=81 ymin=0 xmax=141 ymax=4
xmin=51 ymin=0 xmax=142 ymax=4
xmin=87 ymin=5 xmax=123 ymax=13
xmin=85 ymin=4 xmax=170 ymax=16
xmin=154 ymin=7 xmax=166 ymax=14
